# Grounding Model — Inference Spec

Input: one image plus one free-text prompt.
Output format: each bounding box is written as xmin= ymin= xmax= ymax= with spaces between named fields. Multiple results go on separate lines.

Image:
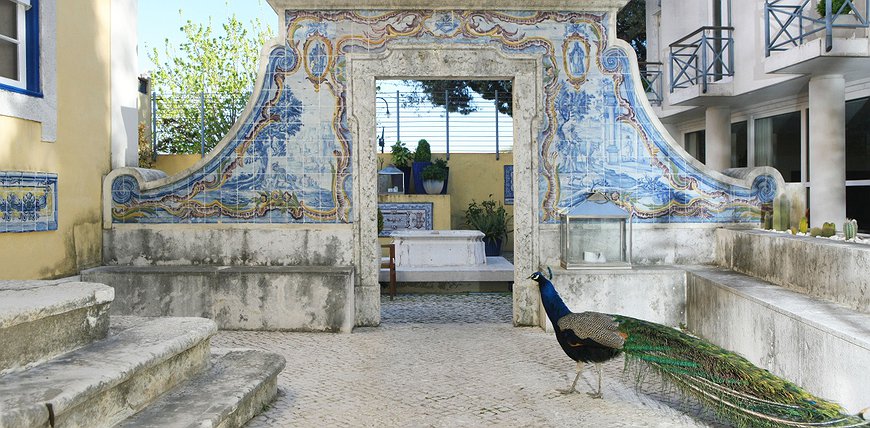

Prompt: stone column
xmin=704 ymin=106 xmax=731 ymax=171
xmin=808 ymin=74 xmax=846 ymax=227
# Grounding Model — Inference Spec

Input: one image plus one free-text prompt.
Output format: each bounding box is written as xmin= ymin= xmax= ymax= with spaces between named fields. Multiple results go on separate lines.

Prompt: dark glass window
xmin=755 ymin=111 xmax=802 ymax=182
xmin=731 ymin=121 xmax=747 ymax=168
xmin=684 ymin=130 xmax=706 ymax=163
xmin=846 ymin=97 xmax=870 ymax=180
xmin=846 ymin=186 xmax=870 ymax=233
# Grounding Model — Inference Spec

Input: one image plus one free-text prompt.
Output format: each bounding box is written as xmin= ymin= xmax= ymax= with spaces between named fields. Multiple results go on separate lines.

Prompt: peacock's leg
xmin=586 ymin=363 xmax=603 ymax=399
xmin=558 ymin=361 xmax=584 ymax=394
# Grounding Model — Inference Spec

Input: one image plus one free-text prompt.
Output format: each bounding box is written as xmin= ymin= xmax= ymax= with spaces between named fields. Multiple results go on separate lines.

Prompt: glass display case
xmin=378 ymin=165 xmax=406 ymax=194
xmin=559 ymin=193 xmax=632 ymax=269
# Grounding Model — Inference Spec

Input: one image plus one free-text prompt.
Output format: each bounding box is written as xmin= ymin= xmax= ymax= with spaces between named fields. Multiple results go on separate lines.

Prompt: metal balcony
xmin=766 ymin=0 xmax=870 ymax=56
xmin=638 ymin=62 xmax=663 ymax=106
xmin=669 ymin=26 xmax=734 ymax=94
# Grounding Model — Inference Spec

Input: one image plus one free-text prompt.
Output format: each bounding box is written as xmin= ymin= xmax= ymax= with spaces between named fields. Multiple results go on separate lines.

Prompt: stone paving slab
xmin=213 ymin=294 xmax=722 ymax=427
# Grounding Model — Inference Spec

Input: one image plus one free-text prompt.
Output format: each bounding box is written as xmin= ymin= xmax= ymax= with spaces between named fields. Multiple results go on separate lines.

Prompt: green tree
xmin=149 ymin=13 xmax=274 ymax=154
xmin=617 ymin=0 xmax=647 ymax=62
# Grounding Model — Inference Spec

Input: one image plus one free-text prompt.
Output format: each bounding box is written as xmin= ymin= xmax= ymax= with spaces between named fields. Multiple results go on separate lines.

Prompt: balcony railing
xmin=766 ymin=0 xmax=870 ymax=56
xmin=638 ymin=62 xmax=663 ymax=106
xmin=669 ymin=26 xmax=734 ymax=94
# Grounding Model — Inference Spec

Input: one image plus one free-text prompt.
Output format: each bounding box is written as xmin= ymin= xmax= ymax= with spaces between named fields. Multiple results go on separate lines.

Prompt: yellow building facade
xmin=0 ymin=0 xmax=136 ymax=279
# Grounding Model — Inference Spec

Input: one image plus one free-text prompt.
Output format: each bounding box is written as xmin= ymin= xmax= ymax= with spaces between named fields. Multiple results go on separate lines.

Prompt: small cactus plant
xmin=844 ymin=218 xmax=858 ymax=240
xmin=798 ymin=217 xmax=809 ymax=234
xmin=772 ymin=195 xmax=790 ymax=231
xmin=810 ymin=227 xmax=823 ymax=237
xmin=821 ymin=222 xmax=836 ymax=238
xmin=762 ymin=212 xmax=773 ymax=230
xmin=790 ymin=226 xmax=798 ymax=235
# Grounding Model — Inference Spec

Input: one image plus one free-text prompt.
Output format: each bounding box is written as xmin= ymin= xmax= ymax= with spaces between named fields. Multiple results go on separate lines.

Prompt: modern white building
xmin=645 ymin=0 xmax=870 ymax=230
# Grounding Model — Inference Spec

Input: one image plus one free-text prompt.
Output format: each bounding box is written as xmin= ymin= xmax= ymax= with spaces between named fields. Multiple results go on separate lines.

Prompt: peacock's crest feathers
xmin=614 ymin=315 xmax=869 ymax=427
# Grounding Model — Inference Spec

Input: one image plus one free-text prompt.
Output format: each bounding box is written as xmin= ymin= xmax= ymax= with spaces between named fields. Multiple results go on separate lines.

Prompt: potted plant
xmin=390 ymin=140 xmax=412 ymax=193
xmin=421 ymin=158 xmax=448 ymax=194
xmin=465 ymin=194 xmax=512 ymax=256
xmin=412 ymin=139 xmax=432 ymax=194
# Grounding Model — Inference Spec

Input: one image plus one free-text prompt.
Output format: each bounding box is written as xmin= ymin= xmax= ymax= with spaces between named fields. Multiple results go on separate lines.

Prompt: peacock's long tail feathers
xmin=617 ymin=315 xmax=869 ymax=428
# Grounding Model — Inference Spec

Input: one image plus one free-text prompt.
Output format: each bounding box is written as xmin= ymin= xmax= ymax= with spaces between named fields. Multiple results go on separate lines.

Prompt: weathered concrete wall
xmin=715 ymin=228 xmax=870 ymax=312
xmin=81 ymin=265 xmax=354 ymax=332
xmin=686 ymin=267 xmax=870 ymax=413
xmin=546 ymin=266 xmax=686 ymax=331
xmin=539 ymin=223 xmax=750 ymax=267
xmin=103 ymin=225 xmax=353 ymax=267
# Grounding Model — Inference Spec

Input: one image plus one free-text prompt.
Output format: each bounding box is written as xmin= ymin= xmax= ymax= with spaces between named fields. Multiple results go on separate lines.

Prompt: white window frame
xmin=0 ymin=0 xmax=28 ymax=88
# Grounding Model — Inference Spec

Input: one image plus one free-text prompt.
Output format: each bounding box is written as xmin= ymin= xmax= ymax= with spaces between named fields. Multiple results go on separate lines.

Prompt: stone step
xmin=0 ymin=316 xmax=216 ymax=428
xmin=0 ymin=280 xmax=114 ymax=374
xmin=118 ymin=349 xmax=285 ymax=428
xmin=686 ymin=266 xmax=870 ymax=413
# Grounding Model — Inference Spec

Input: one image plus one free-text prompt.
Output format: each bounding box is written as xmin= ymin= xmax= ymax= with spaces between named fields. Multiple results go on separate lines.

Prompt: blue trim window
xmin=0 ymin=0 xmax=39 ymax=96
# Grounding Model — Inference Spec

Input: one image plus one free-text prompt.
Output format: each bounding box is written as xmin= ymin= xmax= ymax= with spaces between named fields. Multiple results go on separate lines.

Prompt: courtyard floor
xmin=213 ymin=293 xmax=722 ymax=427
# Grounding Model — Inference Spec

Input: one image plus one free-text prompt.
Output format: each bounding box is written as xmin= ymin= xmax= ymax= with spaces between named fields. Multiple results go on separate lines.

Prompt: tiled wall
xmin=0 ymin=172 xmax=58 ymax=233
xmin=109 ymin=10 xmax=775 ymax=225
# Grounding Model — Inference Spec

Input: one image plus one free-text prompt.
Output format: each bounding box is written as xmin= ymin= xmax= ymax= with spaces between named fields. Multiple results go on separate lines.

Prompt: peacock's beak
xmin=526 ymin=273 xmax=534 ymax=279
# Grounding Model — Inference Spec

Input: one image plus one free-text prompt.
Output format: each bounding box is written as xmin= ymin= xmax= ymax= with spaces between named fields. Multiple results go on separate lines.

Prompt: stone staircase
xmin=0 ymin=280 xmax=284 ymax=427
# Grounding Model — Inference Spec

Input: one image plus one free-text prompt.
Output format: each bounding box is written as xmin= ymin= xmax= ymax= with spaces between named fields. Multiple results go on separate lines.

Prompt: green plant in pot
xmin=465 ymin=194 xmax=512 ymax=256
xmin=421 ymin=158 xmax=448 ymax=194
xmin=412 ymin=139 xmax=432 ymax=194
xmin=817 ymin=0 xmax=852 ymax=16
xmin=390 ymin=141 xmax=412 ymax=192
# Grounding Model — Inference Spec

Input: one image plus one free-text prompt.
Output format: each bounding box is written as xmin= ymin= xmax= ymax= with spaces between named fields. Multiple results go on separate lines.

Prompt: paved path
xmin=213 ymin=294 xmax=721 ymax=427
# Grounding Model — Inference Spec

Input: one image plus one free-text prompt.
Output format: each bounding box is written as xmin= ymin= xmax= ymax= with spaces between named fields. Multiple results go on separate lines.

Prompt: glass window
xmin=846 ymin=186 xmax=869 ymax=233
xmin=684 ymin=130 xmax=706 ymax=163
xmin=846 ymin=97 xmax=870 ymax=180
xmin=755 ymin=111 xmax=802 ymax=182
xmin=0 ymin=0 xmax=37 ymax=93
xmin=731 ymin=121 xmax=747 ymax=168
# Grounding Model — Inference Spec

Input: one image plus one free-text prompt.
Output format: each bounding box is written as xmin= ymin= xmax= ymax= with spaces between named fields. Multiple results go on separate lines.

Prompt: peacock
xmin=528 ymin=270 xmax=869 ymax=427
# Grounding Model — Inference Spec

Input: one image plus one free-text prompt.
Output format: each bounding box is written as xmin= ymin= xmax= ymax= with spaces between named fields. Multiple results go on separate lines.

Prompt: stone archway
xmin=347 ymin=45 xmax=543 ymax=327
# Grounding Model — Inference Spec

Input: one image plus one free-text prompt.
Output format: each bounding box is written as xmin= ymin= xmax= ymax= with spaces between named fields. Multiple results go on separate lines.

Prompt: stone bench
xmin=81 ymin=265 xmax=354 ymax=332
xmin=686 ymin=266 xmax=870 ymax=413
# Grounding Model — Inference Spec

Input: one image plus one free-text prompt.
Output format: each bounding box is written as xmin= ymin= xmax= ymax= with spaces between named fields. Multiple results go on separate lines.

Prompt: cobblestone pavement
xmin=213 ymin=293 xmax=722 ymax=427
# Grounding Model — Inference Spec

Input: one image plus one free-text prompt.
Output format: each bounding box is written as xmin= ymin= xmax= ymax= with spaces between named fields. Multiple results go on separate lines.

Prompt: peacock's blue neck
xmin=539 ymin=279 xmax=571 ymax=329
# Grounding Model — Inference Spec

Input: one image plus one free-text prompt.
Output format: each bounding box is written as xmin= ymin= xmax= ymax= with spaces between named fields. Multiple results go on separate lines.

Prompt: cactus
xmin=772 ymin=195 xmax=791 ymax=231
xmin=762 ymin=211 xmax=773 ymax=230
xmin=821 ymin=222 xmax=836 ymax=238
xmin=844 ymin=218 xmax=858 ymax=240
xmin=810 ymin=227 xmax=823 ymax=237
xmin=798 ymin=217 xmax=809 ymax=234
xmin=790 ymin=226 xmax=798 ymax=235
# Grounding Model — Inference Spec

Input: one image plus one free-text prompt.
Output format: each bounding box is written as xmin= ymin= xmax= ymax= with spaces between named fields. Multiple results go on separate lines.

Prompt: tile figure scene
xmin=109 ymin=9 xmax=778 ymax=225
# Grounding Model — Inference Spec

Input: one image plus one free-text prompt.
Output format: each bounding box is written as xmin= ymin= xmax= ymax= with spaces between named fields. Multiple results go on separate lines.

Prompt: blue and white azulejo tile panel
xmin=504 ymin=165 xmax=514 ymax=206
xmin=0 ymin=171 xmax=58 ymax=233
xmin=378 ymin=202 xmax=433 ymax=237
xmin=109 ymin=9 xmax=775 ymax=226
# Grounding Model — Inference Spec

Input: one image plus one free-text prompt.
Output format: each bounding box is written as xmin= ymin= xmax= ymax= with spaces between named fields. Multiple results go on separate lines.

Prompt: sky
xmin=138 ymin=0 xmax=278 ymax=74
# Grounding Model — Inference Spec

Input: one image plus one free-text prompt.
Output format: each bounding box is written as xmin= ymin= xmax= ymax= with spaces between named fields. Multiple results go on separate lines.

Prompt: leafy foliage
xmin=617 ymin=0 xmax=647 ymax=62
xmin=413 ymin=139 xmax=432 ymax=162
xmin=148 ymin=13 xmax=274 ymax=154
xmin=404 ymin=80 xmax=513 ymax=116
xmin=390 ymin=141 xmax=413 ymax=168
xmin=464 ymin=194 xmax=512 ymax=243
xmin=422 ymin=158 xmax=448 ymax=181
xmin=817 ymin=0 xmax=852 ymax=16
xmin=137 ymin=123 xmax=154 ymax=168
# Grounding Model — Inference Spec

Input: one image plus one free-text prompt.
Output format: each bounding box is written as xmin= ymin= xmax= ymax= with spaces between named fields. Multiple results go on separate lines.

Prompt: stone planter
xmin=422 ymin=179 xmax=444 ymax=195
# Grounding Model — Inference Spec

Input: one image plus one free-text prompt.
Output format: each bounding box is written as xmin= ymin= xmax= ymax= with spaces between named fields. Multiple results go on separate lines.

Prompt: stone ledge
xmin=715 ymin=228 xmax=870 ymax=313
xmin=686 ymin=266 xmax=870 ymax=413
xmin=0 ymin=316 xmax=216 ymax=428
xmin=118 ymin=349 xmax=285 ymax=428
xmin=82 ymin=265 xmax=355 ymax=332
xmin=0 ymin=281 xmax=114 ymax=329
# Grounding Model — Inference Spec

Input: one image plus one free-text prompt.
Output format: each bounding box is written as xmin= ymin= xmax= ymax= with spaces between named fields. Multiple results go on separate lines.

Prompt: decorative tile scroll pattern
xmin=0 ymin=172 xmax=58 ymax=233
xmin=504 ymin=165 xmax=514 ymax=206
xmin=110 ymin=10 xmax=774 ymax=225
xmin=378 ymin=202 xmax=433 ymax=236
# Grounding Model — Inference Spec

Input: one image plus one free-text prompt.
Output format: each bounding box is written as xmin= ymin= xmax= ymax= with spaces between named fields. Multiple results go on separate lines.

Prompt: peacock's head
xmin=527 ymin=271 xmax=545 ymax=284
